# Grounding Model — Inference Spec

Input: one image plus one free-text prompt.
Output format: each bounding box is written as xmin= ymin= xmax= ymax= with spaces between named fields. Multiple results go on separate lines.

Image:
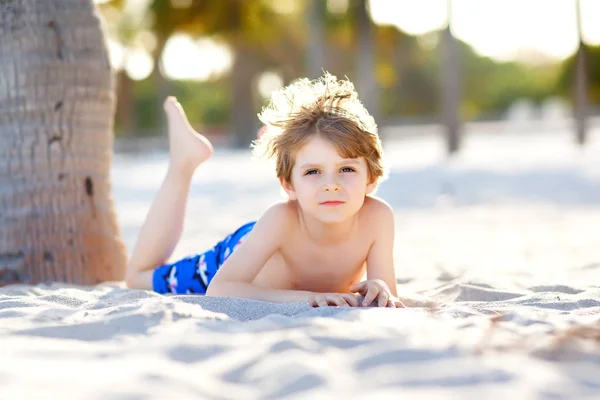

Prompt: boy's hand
xmin=308 ymin=293 xmax=361 ymax=308
xmin=350 ymin=279 xmax=405 ymax=308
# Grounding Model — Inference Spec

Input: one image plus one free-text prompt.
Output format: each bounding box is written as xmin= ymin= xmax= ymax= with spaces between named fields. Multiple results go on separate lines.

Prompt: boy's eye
xmin=305 ymin=169 xmax=319 ymax=175
xmin=340 ymin=167 xmax=355 ymax=173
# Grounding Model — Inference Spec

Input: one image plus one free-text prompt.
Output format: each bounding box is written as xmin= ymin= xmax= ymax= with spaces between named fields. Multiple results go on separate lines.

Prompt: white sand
xmin=1 ymin=128 xmax=600 ymax=399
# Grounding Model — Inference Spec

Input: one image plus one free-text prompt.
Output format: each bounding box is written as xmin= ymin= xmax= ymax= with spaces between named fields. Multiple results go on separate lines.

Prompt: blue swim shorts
xmin=152 ymin=221 xmax=256 ymax=294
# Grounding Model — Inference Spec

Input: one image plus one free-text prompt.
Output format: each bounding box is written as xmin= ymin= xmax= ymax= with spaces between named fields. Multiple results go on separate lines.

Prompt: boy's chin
xmin=311 ymin=210 xmax=352 ymax=224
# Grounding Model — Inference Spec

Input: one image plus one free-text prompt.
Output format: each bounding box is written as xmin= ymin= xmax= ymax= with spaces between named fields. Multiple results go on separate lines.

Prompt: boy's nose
xmin=322 ymin=182 xmax=340 ymax=192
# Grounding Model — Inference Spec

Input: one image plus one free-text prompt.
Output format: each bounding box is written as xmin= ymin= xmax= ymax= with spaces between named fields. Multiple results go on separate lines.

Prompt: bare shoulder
xmin=361 ymin=196 xmax=394 ymax=221
xmin=256 ymin=201 xmax=297 ymax=232
xmin=360 ymin=196 xmax=395 ymax=243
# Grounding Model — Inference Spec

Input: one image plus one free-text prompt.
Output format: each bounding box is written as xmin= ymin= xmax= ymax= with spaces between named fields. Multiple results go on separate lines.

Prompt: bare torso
xmin=251 ymin=198 xmax=379 ymax=293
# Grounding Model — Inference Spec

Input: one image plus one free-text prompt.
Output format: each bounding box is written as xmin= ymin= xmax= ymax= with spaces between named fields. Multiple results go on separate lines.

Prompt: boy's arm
xmin=208 ymin=282 xmax=315 ymax=303
xmin=364 ymin=201 xmax=398 ymax=297
xmin=206 ymin=204 xmax=315 ymax=303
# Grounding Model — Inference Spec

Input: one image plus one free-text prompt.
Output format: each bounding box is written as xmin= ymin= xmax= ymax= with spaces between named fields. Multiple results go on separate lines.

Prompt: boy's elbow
xmin=206 ymin=275 xmax=250 ymax=297
xmin=205 ymin=284 xmax=219 ymax=297
xmin=206 ymin=276 xmax=227 ymax=296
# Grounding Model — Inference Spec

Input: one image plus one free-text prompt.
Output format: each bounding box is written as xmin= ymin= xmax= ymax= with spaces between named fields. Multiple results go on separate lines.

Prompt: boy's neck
xmin=296 ymin=207 xmax=359 ymax=245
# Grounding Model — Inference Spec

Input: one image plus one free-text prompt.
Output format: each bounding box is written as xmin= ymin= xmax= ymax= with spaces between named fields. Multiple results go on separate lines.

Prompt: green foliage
xmin=452 ymin=39 xmax=561 ymax=118
xmin=101 ymin=0 xmax=600 ymax=136
xmin=556 ymin=44 xmax=600 ymax=105
xmin=119 ymin=77 xmax=230 ymax=137
xmin=174 ymin=79 xmax=231 ymax=126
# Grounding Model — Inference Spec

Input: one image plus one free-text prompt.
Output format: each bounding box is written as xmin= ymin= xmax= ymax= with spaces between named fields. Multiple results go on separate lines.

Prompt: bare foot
xmin=163 ymin=96 xmax=214 ymax=172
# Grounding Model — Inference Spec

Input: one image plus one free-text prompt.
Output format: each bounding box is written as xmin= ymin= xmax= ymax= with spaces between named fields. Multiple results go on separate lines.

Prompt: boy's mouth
xmin=320 ymin=201 xmax=345 ymax=206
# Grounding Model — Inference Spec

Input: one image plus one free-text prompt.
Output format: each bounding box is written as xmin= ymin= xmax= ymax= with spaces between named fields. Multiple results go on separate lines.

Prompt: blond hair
xmin=252 ymin=73 xmax=386 ymax=187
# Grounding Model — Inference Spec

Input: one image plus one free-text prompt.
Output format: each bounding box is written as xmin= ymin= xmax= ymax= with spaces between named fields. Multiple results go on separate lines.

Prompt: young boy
xmin=125 ymin=73 xmax=404 ymax=308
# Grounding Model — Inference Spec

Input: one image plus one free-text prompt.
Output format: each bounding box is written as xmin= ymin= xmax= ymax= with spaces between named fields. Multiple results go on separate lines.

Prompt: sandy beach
xmin=1 ymin=128 xmax=599 ymax=399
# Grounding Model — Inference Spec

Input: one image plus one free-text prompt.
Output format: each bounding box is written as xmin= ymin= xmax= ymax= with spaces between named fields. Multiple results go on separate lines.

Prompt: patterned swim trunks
xmin=152 ymin=221 xmax=256 ymax=294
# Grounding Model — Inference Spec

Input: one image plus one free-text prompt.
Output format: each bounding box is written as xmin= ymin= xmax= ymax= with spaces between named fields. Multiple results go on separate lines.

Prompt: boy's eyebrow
xmin=298 ymin=160 xmax=361 ymax=169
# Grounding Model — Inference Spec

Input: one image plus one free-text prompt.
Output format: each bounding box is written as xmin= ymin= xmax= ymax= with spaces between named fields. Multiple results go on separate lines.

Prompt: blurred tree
xmin=377 ymin=27 xmax=439 ymax=118
xmin=557 ymin=43 xmax=600 ymax=140
xmin=574 ymin=0 xmax=588 ymax=145
xmin=98 ymin=0 xmax=144 ymax=136
xmin=435 ymin=36 xmax=560 ymax=120
xmin=0 ymin=0 xmax=128 ymax=285
xmin=354 ymin=0 xmax=378 ymax=122
xmin=101 ymin=0 xmax=431 ymax=138
xmin=100 ymin=0 xmax=576 ymax=141
xmin=308 ymin=0 xmax=380 ymax=119
xmin=101 ymin=0 xmax=305 ymax=146
xmin=440 ymin=0 xmax=461 ymax=154
xmin=306 ymin=0 xmax=326 ymax=79
xmin=557 ymin=44 xmax=600 ymax=106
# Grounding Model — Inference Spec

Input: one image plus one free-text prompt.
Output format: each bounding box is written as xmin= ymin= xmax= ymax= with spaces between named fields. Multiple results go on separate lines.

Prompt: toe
xmin=164 ymin=96 xmax=178 ymax=110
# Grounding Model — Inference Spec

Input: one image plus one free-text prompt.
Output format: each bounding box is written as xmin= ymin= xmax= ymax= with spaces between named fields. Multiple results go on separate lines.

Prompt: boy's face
xmin=282 ymin=135 xmax=376 ymax=224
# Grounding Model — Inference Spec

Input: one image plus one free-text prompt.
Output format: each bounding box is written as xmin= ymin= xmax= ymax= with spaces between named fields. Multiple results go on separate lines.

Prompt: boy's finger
xmin=362 ymin=288 xmax=378 ymax=307
xmin=349 ymin=282 xmax=365 ymax=292
xmin=378 ymin=293 xmax=389 ymax=308
xmin=329 ymin=296 xmax=347 ymax=307
xmin=390 ymin=296 xmax=406 ymax=308
xmin=343 ymin=294 xmax=360 ymax=307
xmin=395 ymin=300 xmax=406 ymax=308
xmin=317 ymin=299 xmax=329 ymax=307
xmin=386 ymin=300 xmax=396 ymax=308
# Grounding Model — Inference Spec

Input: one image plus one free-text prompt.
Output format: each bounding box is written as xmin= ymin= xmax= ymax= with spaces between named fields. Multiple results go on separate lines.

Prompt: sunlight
xmin=161 ymin=35 xmax=210 ymax=81
xmin=327 ymin=0 xmax=349 ymax=15
xmin=581 ymin=0 xmax=600 ymax=45
xmin=451 ymin=0 xmax=579 ymax=61
xmin=369 ymin=0 xmax=600 ymax=62
xmin=125 ymin=48 xmax=153 ymax=80
xmin=170 ymin=0 xmax=192 ymax=8
xmin=161 ymin=35 xmax=233 ymax=81
xmin=107 ymin=33 xmax=232 ymax=81
xmin=269 ymin=0 xmax=299 ymax=14
xmin=257 ymin=71 xmax=284 ymax=99
xmin=103 ymin=0 xmax=600 ymax=80
xmin=369 ymin=0 xmax=447 ymax=36
xmin=107 ymin=39 xmax=126 ymax=70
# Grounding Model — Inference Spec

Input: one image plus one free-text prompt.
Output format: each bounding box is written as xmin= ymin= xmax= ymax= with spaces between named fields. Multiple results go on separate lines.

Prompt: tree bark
xmin=115 ymin=70 xmax=136 ymax=136
xmin=151 ymin=34 xmax=171 ymax=138
xmin=231 ymin=43 xmax=259 ymax=148
xmin=0 ymin=0 xmax=128 ymax=285
xmin=306 ymin=0 xmax=325 ymax=79
xmin=441 ymin=0 xmax=461 ymax=155
xmin=574 ymin=0 xmax=587 ymax=145
xmin=356 ymin=0 xmax=379 ymax=123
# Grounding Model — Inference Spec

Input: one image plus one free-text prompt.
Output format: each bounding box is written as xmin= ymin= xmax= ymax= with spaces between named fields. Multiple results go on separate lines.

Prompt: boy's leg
xmin=125 ymin=97 xmax=214 ymax=290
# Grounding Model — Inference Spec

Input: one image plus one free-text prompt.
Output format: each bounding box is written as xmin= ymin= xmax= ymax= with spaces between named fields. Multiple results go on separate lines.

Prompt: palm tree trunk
xmin=151 ymin=35 xmax=172 ymax=137
xmin=356 ymin=0 xmax=379 ymax=123
xmin=441 ymin=0 xmax=461 ymax=154
xmin=574 ymin=0 xmax=588 ymax=145
xmin=231 ymin=43 xmax=259 ymax=148
xmin=306 ymin=0 xmax=325 ymax=79
xmin=115 ymin=70 xmax=136 ymax=136
xmin=0 ymin=0 xmax=128 ymax=285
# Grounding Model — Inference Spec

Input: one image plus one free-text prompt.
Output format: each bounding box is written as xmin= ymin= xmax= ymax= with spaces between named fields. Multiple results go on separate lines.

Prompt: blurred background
xmin=105 ymin=0 xmax=600 ymax=279
xmin=96 ymin=0 xmax=600 ymax=153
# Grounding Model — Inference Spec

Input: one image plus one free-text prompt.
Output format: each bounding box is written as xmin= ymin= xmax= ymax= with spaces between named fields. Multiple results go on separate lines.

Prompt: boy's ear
xmin=366 ymin=179 xmax=377 ymax=195
xmin=279 ymin=177 xmax=298 ymax=200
